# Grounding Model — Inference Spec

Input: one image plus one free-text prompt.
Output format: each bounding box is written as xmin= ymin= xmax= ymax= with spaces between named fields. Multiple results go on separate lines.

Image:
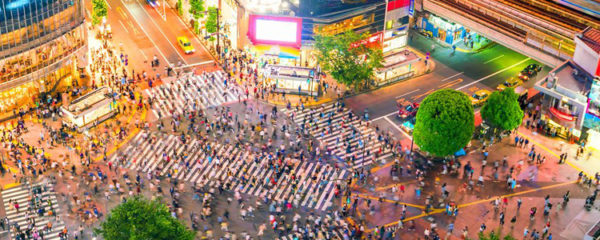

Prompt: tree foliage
xmin=95 ymin=196 xmax=195 ymax=240
xmin=413 ymin=89 xmax=474 ymax=157
xmin=478 ymin=231 xmax=517 ymax=240
xmin=91 ymin=0 xmax=108 ymax=25
xmin=189 ymin=0 xmax=205 ymax=20
xmin=206 ymin=7 xmax=218 ymax=34
xmin=314 ymin=31 xmax=384 ymax=90
xmin=481 ymin=87 xmax=524 ymax=131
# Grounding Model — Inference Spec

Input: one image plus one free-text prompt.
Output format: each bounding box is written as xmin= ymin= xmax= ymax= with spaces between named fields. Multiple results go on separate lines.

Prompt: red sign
xmin=550 ymin=107 xmax=575 ymax=122
xmin=387 ymin=0 xmax=411 ymax=11
xmin=350 ymin=32 xmax=383 ymax=49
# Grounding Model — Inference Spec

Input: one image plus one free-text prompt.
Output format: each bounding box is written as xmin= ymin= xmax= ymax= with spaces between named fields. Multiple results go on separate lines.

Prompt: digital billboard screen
xmin=248 ymin=15 xmax=302 ymax=48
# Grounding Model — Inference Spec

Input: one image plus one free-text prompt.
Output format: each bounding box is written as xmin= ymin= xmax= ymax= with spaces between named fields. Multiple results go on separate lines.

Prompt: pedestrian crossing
xmin=281 ymin=103 xmax=394 ymax=168
xmin=146 ymin=71 xmax=245 ymax=119
xmin=110 ymin=131 xmax=347 ymax=211
xmin=1 ymin=183 xmax=65 ymax=240
xmin=279 ymin=229 xmax=345 ymax=240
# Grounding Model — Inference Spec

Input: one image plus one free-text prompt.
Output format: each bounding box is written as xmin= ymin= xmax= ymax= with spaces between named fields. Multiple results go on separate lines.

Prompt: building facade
xmin=0 ymin=0 xmax=88 ymax=116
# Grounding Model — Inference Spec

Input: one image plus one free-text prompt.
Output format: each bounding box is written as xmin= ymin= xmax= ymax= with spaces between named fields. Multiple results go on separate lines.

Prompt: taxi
xmin=469 ymin=89 xmax=491 ymax=106
xmin=177 ymin=36 xmax=195 ymax=54
xmin=496 ymin=78 xmax=522 ymax=91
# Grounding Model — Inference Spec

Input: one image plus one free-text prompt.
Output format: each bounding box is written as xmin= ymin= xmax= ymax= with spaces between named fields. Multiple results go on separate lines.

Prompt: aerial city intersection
xmin=0 ymin=0 xmax=599 ymax=239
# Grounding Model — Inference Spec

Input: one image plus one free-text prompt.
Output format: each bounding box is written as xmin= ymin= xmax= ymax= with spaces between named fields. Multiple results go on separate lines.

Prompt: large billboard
xmin=248 ymin=15 xmax=302 ymax=48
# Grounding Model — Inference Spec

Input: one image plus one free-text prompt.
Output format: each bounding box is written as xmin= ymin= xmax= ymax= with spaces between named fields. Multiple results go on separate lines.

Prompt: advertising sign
xmin=248 ymin=15 xmax=302 ymax=48
xmin=350 ymin=32 xmax=384 ymax=49
xmin=409 ymin=0 xmax=415 ymax=16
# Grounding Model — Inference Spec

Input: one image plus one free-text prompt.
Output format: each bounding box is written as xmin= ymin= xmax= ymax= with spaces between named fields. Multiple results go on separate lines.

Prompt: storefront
xmin=263 ymin=65 xmax=318 ymax=96
xmin=205 ymin=0 xmax=240 ymax=50
xmin=418 ymin=13 xmax=487 ymax=49
xmin=246 ymin=14 xmax=302 ymax=65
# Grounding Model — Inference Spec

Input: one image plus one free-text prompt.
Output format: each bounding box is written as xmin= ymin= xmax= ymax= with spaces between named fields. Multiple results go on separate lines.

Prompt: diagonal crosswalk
xmin=110 ymin=131 xmax=346 ymax=212
xmin=146 ymin=71 xmax=245 ymax=119
xmin=281 ymin=103 xmax=394 ymax=168
xmin=1 ymin=183 xmax=65 ymax=240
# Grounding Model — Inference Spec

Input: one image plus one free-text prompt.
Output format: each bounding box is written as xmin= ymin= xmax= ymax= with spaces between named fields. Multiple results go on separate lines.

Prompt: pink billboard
xmin=248 ymin=15 xmax=302 ymax=48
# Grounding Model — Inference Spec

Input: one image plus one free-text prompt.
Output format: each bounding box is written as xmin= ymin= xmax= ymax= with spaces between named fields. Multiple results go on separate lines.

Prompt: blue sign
xmin=408 ymin=0 xmax=415 ymax=16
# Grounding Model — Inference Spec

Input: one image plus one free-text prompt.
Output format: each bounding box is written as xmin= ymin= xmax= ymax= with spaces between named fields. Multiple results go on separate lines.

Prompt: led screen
xmin=255 ymin=19 xmax=298 ymax=43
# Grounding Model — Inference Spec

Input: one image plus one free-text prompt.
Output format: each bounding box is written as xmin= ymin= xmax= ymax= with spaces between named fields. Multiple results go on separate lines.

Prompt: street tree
xmin=95 ymin=196 xmax=195 ymax=240
xmin=481 ymin=87 xmax=524 ymax=131
xmin=413 ymin=89 xmax=474 ymax=157
xmin=478 ymin=231 xmax=517 ymax=240
xmin=91 ymin=0 xmax=108 ymax=25
xmin=189 ymin=0 xmax=206 ymax=34
xmin=314 ymin=31 xmax=384 ymax=90
xmin=205 ymin=7 xmax=219 ymax=41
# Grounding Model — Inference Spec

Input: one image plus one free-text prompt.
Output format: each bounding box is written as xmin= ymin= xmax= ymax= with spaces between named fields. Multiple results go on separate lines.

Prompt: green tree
xmin=413 ymin=89 xmax=474 ymax=157
xmin=314 ymin=31 xmax=384 ymax=90
xmin=478 ymin=231 xmax=517 ymax=240
xmin=91 ymin=0 xmax=108 ymax=25
xmin=189 ymin=0 xmax=205 ymax=34
xmin=205 ymin=7 xmax=218 ymax=36
xmin=481 ymin=87 xmax=524 ymax=131
xmin=176 ymin=0 xmax=183 ymax=16
xmin=95 ymin=196 xmax=195 ymax=240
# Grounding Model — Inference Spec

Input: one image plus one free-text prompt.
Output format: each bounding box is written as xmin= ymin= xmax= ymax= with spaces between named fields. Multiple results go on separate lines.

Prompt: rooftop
xmin=536 ymin=60 xmax=593 ymax=103
xmin=580 ymin=27 xmax=600 ymax=53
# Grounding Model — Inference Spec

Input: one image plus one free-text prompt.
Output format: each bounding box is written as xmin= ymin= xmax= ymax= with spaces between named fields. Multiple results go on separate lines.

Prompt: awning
xmin=549 ymin=107 xmax=575 ymax=122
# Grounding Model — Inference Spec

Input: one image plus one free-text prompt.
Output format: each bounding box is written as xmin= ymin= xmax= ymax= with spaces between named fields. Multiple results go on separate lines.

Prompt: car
xmin=518 ymin=69 xmax=534 ymax=81
xmin=469 ymin=89 xmax=491 ymax=106
xmin=147 ymin=0 xmax=159 ymax=7
xmin=497 ymin=78 xmax=523 ymax=91
xmin=397 ymin=102 xmax=419 ymax=119
xmin=525 ymin=63 xmax=542 ymax=73
xmin=401 ymin=118 xmax=416 ymax=133
xmin=177 ymin=36 xmax=195 ymax=54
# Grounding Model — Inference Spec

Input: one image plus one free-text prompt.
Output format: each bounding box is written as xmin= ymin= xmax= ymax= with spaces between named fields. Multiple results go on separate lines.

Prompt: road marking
xmin=86 ymin=9 xmax=92 ymax=18
xmin=174 ymin=60 xmax=215 ymax=70
xmin=457 ymin=181 xmax=575 ymax=208
xmin=120 ymin=0 xmax=170 ymax=66
xmin=117 ymin=6 xmax=128 ymax=19
xmin=517 ymin=131 xmax=591 ymax=177
xmin=384 ymin=116 xmax=412 ymax=140
xmin=136 ymin=0 xmax=188 ymax=65
xmin=412 ymin=88 xmax=435 ymax=101
xmin=352 ymin=193 xmax=425 ymax=209
xmin=456 ymin=57 xmax=531 ymax=90
xmin=484 ymin=54 xmax=504 ymax=64
xmin=118 ymin=20 xmax=129 ymax=33
xmin=370 ymin=112 xmax=397 ymax=122
xmin=104 ymin=0 xmax=112 ymax=9
xmin=439 ymin=78 xmax=463 ymax=88
xmin=139 ymin=49 xmax=148 ymax=60
xmin=395 ymin=89 xmax=420 ymax=99
xmin=440 ymin=72 xmax=463 ymax=82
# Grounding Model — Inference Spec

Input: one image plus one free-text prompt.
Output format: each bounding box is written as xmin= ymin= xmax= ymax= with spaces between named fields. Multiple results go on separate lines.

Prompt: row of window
xmin=0 ymin=0 xmax=83 ymax=53
xmin=0 ymin=26 xmax=86 ymax=84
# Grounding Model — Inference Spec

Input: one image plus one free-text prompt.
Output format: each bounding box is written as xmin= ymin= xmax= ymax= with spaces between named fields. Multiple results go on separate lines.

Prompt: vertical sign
xmin=409 ymin=0 xmax=415 ymax=16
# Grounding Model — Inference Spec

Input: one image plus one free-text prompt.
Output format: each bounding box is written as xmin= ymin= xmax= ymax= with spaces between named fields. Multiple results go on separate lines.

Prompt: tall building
xmin=0 ymin=0 xmax=87 ymax=117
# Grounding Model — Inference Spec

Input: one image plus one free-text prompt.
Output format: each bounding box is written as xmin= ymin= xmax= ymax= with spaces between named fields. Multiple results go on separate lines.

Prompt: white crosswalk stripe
xmin=110 ymin=131 xmax=347 ymax=211
xmin=281 ymin=103 xmax=394 ymax=168
xmin=1 ymin=184 xmax=66 ymax=240
xmin=145 ymin=71 xmax=245 ymax=119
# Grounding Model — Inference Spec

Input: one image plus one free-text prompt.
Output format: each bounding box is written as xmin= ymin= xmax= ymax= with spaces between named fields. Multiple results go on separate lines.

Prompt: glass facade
xmin=0 ymin=0 xmax=87 ymax=117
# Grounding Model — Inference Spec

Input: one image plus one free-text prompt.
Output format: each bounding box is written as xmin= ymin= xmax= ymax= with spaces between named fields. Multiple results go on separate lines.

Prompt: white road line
xmin=139 ymin=49 xmax=148 ymax=60
xmin=395 ymin=89 xmax=421 ymax=99
xmin=383 ymin=116 xmax=412 ymax=140
xmin=175 ymin=60 xmax=215 ymax=70
xmin=370 ymin=111 xmax=397 ymax=122
xmin=118 ymin=20 xmax=129 ymax=33
xmin=484 ymin=55 xmax=504 ymax=64
xmin=441 ymin=72 xmax=463 ymax=82
xmin=456 ymin=57 xmax=530 ymax=91
xmin=104 ymin=0 xmax=112 ymax=9
xmin=120 ymin=0 xmax=171 ymax=66
xmin=136 ymin=0 xmax=189 ymax=65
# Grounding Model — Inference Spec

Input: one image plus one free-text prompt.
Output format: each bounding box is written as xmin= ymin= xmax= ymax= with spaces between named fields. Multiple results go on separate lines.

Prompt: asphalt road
xmin=85 ymin=0 xmax=213 ymax=74
xmin=346 ymin=33 xmax=553 ymax=143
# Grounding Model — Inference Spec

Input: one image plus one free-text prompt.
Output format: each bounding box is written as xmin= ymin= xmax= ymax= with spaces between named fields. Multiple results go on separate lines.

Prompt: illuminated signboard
xmin=313 ymin=14 xmax=375 ymax=36
xmin=350 ymin=32 xmax=383 ymax=49
xmin=248 ymin=15 xmax=302 ymax=48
